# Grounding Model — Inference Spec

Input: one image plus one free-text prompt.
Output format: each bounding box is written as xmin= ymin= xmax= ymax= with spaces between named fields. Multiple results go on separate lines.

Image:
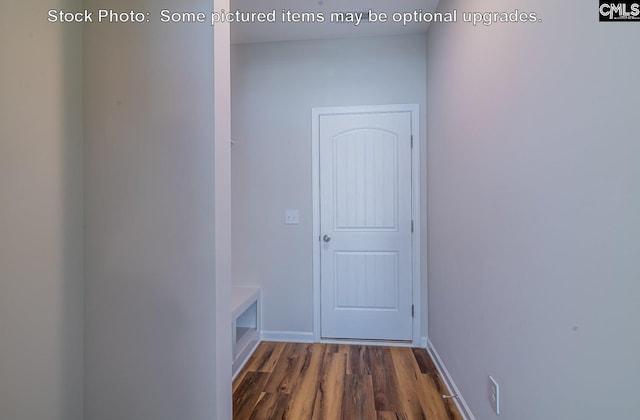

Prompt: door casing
xmin=312 ymin=104 xmax=422 ymax=347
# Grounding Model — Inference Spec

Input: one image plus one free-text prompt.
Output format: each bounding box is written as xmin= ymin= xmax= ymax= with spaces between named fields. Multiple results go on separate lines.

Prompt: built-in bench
xmin=232 ymin=286 xmax=261 ymax=379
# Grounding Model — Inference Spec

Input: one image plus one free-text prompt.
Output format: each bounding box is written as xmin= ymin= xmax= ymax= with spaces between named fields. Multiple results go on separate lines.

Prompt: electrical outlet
xmin=489 ymin=375 xmax=500 ymax=415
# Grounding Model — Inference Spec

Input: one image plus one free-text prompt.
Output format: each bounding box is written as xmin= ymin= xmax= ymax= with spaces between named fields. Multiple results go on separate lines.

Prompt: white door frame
xmin=312 ymin=104 xmax=422 ymax=347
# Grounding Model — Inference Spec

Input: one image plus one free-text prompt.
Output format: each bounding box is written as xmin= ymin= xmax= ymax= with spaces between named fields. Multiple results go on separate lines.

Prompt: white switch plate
xmin=285 ymin=209 xmax=299 ymax=225
xmin=489 ymin=375 xmax=500 ymax=415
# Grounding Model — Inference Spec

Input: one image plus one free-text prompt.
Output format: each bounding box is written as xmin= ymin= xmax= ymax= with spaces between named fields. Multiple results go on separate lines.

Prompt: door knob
xmin=323 ymin=235 xmax=331 ymax=242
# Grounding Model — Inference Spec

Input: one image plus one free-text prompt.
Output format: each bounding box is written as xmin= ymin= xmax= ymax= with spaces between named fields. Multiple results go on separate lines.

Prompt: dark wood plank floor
xmin=233 ymin=342 xmax=462 ymax=420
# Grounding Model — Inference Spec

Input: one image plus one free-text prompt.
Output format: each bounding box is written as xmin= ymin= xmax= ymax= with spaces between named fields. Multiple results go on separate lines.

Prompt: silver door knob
xmin=323 ymin=235 xmax=331 ymax=242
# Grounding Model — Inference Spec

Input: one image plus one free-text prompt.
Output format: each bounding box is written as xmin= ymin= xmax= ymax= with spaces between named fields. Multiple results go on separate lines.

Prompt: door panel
xmin=334 ymin=129 xmax=398 ymax=230
xmin=334 ymin=252 xmax=398 ymax=310
xmin=320 ymin=111 xmax=413 ymax=341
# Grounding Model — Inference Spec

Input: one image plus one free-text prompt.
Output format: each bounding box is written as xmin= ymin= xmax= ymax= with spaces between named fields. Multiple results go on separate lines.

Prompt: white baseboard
xmin=420 ymin=336 xmax=428 ymax=348
xmin=427 ymin=339 xmax=476 ymax=420
xmin=232 ymin=338 xmax=261 ymax=381
xmin=320 ymin=338 xmax=414 ymax=347
xmin=261 ymin=330 xmax=314 ymax=343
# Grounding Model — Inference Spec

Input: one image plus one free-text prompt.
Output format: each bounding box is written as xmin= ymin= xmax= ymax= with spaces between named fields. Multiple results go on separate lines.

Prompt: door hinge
xmin=411 ymin=220 xmax=414 ymax=233
xmin=412 ymin=304 xmax=415 ymax=318
xmin=410 ymin=135 xmax=414 ymax=148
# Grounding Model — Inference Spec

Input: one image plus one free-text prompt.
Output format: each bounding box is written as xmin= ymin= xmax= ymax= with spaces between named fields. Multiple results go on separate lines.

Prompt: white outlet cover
xmin=285 ymin=209 xmax=299 ymax=225
xmin=489 ymin=375 xmax=500 ymax=415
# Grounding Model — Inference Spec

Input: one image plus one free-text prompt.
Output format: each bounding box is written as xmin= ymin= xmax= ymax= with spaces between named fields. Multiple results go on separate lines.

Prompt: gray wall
xmin=0 ymin=1 xmax=84 ymax=419
xmin=83 ymin=0 xmax=221 ymax=418
xmin=426 ymin=0 xmax=640 ymax=418
xmin=231 ymin=34 xmax=428 ymax=336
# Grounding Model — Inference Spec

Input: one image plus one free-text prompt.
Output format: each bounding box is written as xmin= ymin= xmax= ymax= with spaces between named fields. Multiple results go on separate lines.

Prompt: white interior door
xmin=320 ymin=110 xmax=413 ymax=341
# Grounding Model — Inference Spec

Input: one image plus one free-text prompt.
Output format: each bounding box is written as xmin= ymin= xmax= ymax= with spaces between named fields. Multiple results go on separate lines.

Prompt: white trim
xmin=420 ymin=336 xmax=429 ymax=349
xmin=261 ymin=330 xmax=314 ymax=343
xmin=231 ymin=286 xmax=260 ymax=320
xmin=311 ymin=104 xmax=422 ymax=346
xmin=409 ymin=104 xmax=422 ymax=347
xmin=312 ymin=107 xmax=321 ymax=342
xmin=320 ymin=339 xmax=414 ymax=348
xmin=231 ymin=286 xmax=261 ymax=380
xmin=263 ymin=332 xmax=416 ymax=348
xmin=232 ymin=339 xmax=261 ymax=381
xmin=427 ymin=339 xmax=476 ymax=420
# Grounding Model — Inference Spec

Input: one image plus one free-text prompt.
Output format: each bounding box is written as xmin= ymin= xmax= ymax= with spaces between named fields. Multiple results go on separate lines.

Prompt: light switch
xmin=285 ymin=209 xmax=299 ymax=225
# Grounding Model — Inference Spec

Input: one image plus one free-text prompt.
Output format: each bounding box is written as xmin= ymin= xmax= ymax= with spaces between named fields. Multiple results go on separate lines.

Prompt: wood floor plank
xmin=248 ymin=341 xmax=287 ymax=373
xmin=347 ymin=345 xmax=371 ymax=375
xmin=422 ymin=370 xmax=462 ymax=419
xmin=417 ymin=374 xmax=458 ymax=419
xmin=411 ymin=347 xmax=440 ymax=376
xmin=233 ymin=369 xmax=249 ymax=394
xmin=342 ymin=374 xmax=376 ymax=420
xmin=248 ymin=392 xmax=290 ymax=420
xmin=337 ymin=344 xmax=351 ymax=354
xmin=390 ymin=347 xmax=457 ymax=420
xmin=443 ymin=398 xmax=464 ymax=420
xmin=411 ymin=348 xmax=463 ymax=420
xmin=389 ymin=347 xmax=433 ymax=419
xmin=263 ymin=342 xmax=311 ymax=394
xmin=233 ymin=372 xmax=270 ymax=420
xmin=370 ymin=346 xmax=403 ymax=412
xmin=285 ymin=344 xmax=325 ymax=419
xmin=233 ymin=342 xmax=287 ymax=393
xmin=312 ymin=352 xmax=346 ymax=419
xmin=323 ymin=343 xmax=340 ymax=354
xmin=377 ymin=411 xmax=409 ymax=420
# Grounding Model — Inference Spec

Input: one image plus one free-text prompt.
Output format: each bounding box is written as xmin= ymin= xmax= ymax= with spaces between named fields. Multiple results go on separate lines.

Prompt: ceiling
xmin=230 ymin=0 xmax=440 ymax=44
